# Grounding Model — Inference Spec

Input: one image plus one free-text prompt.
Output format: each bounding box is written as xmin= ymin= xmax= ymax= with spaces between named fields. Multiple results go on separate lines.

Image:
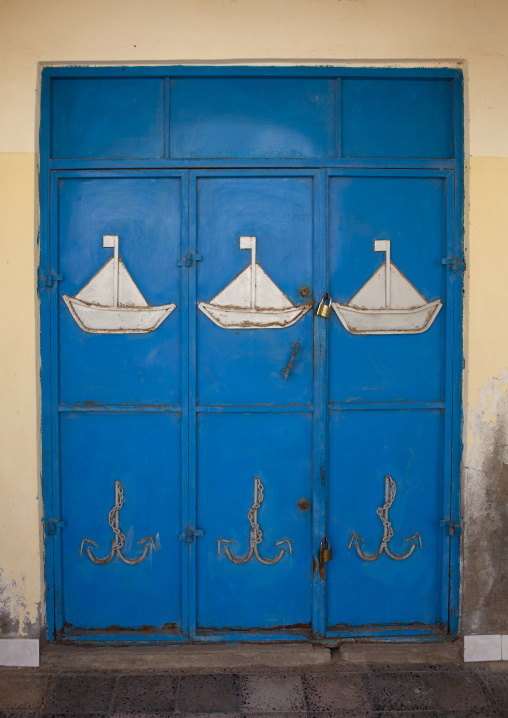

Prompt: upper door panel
xmin=56 ymin=174 xmax=184 ymax=406
xmin=328 ymin=172 xmax=448 ymax=405
xmin=194 ymin=172 xmax=315 ymax=406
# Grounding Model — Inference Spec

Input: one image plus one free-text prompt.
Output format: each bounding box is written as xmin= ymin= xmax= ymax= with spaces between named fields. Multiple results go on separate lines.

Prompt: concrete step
xmin=339 ymin=641 xmax=462 ymax=663
xmin=41 ymin=643 xmax=332 ymax=670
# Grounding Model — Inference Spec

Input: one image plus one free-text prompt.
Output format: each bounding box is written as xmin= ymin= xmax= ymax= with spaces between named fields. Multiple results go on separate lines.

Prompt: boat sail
xmin=332 ymin=240 xmax=442 ymax=335
xmin=63 ymin=235 xmax=176 ymax=334
xmin=198 ymin=236 xmax=312 ymax=329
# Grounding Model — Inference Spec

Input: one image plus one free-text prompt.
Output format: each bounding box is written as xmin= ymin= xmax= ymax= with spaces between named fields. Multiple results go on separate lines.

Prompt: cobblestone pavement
xmin=0 ymin=661 xmax=507 ymax=717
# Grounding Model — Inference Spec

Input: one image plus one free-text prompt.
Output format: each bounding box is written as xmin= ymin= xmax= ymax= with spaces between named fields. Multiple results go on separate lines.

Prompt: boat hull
xmin=63 ymin=295 xmax=176 ymax=334
xmin=198 ymin=302 xmax=313 ymax=329
xmin=332 ymin=300 xmax=442 ymax=335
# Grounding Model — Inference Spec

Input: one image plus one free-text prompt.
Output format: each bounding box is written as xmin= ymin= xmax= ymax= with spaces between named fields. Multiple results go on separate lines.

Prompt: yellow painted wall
xmin=0 ymin=0 xmax=507 ymax=637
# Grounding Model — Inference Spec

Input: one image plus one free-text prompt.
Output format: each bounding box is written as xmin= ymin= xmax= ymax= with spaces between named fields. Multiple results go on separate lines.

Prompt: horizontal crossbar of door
xmin=49 ymin=159 xmax=457 ymax=172
xmin=329 ymin=402 xmax=445 ymax=411
xmin=58 ymin=403 xmax=182 ymax=413
xmin=58 ymin=403 xmax=314 ymax=413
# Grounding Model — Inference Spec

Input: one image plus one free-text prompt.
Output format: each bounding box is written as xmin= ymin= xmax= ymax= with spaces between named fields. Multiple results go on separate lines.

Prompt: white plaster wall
xmin=0 ymin=0 xmax=507 ymax=640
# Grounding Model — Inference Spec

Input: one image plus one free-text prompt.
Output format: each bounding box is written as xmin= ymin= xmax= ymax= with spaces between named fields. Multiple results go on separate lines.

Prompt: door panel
xmin=328 ymin=174 xmax=446 ymax=404
xmin=196 ymin=412 xmax=312 ymax=632
xmin=195 ymin=174 xmax=314 ymax=406
xmin=59 ymin=412 xmax=182 ymax=633
xmin=58 ymin=176 xmax=183 ymax=405
xmin=192 ymin=171 xmax=317 ymax=636
xmin=54 ymin=172 xmax=186 ymax=637
xmin=327 ymin=409 xmax=444 ymax=630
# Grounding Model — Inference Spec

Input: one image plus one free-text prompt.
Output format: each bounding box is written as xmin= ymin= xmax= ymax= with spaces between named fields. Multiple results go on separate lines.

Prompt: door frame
xmin=40 ymin=65 xmax=463 ymax=643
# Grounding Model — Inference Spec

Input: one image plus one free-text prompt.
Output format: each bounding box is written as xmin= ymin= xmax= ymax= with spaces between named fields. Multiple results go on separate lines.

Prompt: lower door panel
xmin=195 ymin=412 xmax=313 ymax=635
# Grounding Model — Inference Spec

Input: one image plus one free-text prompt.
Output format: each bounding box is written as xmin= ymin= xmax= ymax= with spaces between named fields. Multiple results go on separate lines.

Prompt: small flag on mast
xmin=239 ymin=236 xmax=256 ymax=250
xmin=103 ymin=235 xmax=119 ymax=248
xmin=374 ymin=239 xmax=390 ymax=253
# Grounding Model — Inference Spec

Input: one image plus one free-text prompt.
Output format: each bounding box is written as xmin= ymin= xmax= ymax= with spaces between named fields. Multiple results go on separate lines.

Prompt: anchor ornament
xmin=80 ymin=479 xmax=158 ymax=565
xmin=218 ymin=476 xmax=292 ymax=565
xmin=348 ymin=475 xmax=422 ymax=561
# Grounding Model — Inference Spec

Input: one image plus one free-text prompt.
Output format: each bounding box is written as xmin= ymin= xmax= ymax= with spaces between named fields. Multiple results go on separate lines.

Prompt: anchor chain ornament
xmin=348 ymin=475 xmax=422 ymax=561
xmin=218 ymin=476 xmax=292 ymax=565
xmin=80 ymin=479 xmax=158 ymax=565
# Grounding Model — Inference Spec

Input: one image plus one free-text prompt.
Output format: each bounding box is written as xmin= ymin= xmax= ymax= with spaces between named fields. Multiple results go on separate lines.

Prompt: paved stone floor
xmin=0 ymin=661 xmax=507 ymax=718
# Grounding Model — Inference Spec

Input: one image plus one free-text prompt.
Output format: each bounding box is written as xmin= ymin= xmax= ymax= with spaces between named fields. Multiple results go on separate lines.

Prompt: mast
xmin=103 ymin=235 xmax=119 ymax=307
xmin=374 ymin=239 xmax=391 ymax=309
xmin=240 ymin=236 xmax=257 ymax=309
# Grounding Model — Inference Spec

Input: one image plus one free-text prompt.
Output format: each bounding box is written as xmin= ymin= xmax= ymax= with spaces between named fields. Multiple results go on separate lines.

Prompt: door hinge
xmin=177 ymin=253 xmax=202 ymax=267
xmin=442 ymin=257 xmax=465 ymax=273
xmin=38 ymin=269 xmax=64 ymax=288
xmin=440 ymin=518 xmax=462 ymax=536
xmin=179 ymin=527 xmax=204 ymax=544
xmin=45 ymin=519 xmax=66 ymax=536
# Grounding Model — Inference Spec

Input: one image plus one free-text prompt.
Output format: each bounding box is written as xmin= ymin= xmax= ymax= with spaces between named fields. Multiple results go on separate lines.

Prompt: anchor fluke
xmin=219 ymin=477 xmax=293 ymax=566
xmin=80 ymin=480 xmax=158 ymax=566
xmin=348 ymin=475 xmax=422 ymax=562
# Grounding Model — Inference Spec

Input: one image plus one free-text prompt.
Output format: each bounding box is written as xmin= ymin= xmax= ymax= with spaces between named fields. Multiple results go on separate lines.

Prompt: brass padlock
xmin=319 ymin=537 xmax=332 ymax=564
xmin=316 ymin=293 xmax=332 ymax=319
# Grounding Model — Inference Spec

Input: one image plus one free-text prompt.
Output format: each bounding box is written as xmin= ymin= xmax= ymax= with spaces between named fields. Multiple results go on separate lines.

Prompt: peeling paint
xmin=463 ymin=370 xmax=508 ymax=635
xmin=0 ymin=567 xmax=40 ymax=638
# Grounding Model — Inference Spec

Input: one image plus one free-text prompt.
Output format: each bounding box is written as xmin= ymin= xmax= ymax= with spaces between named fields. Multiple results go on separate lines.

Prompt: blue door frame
xmin=40 ymin=66 xmax=463 ymax=643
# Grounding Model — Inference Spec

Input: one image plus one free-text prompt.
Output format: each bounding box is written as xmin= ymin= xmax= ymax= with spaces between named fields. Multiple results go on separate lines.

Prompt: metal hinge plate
xmin=38 ymin=270 xmax=64 ymax=288
xmin=442 ymin=257 xmax=465 ymax=273
xmin=179 ymin=527 xmax=204 ymax=544
xmin=177 ymin=253 xmax=203 ymax=267
xmin=45 ymin=519 xmax=66 ymax=536
xmin=440 ymin=518 xmax=462 ymax=536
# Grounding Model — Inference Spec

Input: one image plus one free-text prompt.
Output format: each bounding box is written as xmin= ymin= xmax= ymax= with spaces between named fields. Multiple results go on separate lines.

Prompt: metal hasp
xmin=440 ymin=518 xmax=462 ymax=536
xmin=177 ymin=252 xmax=203 ymax=267
xmin=45 ymin=519 xmax=66 ymax=536
xmin=38 ymin=270 xmax=63 ymax=289
xmin=80 ymin=479 xmax=158 ymax=565
xmin=348 ymin=474 xmax=423 ymax=561
xmin=282 ymin=342 xmax=300 ymax=380
xmin=442 ymin=257 xmax=466 ymax=273
xmin=218 ymin=476 xmax=292 ymax=565
xmin=179 ymin=527 xmax=204 ymax=544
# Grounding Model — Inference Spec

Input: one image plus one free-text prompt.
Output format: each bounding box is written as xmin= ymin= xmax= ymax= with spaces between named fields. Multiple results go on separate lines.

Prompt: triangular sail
xmin=75 ymin=257 xmax=148 ymax=308
xmin=350 ymin=262 xmax=426 ymax=310
xmin=210 ymin=263 xmax=293 ymax=310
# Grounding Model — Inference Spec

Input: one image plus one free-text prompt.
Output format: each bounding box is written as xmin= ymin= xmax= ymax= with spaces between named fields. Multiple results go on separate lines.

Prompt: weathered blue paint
xmin=170 ymin=78 xmax=337 ymax=158
xmin=40 ymin=66 xmax=463 ymax=643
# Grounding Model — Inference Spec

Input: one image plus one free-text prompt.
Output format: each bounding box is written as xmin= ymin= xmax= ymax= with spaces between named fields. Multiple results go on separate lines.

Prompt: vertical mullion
xmin=311 ymin=169 xmax=328 ymax=638
xmin=40 ymin=68 xmax=57 ymax=638
xmin=49 ymin=171 xmax=64 ymax=636
xmin=439 ymin=172 xmax=456 ymax=629
xmin=180 ymin=170 xmax=190 ymax=637
xmin=336 ymin=78 xmax=342 ymax=159
xmin=164 ymin=78 xmax=171 ymax=159
xmin=449 ymin=76 xmax=464 ymax=636
xmin=187 ymin=172 xmax=198 ymax=637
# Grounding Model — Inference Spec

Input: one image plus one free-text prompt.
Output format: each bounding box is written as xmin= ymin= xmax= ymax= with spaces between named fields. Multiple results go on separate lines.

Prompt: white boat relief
xmin=63 ymin=235 xmax=176 ymax=334
xmin=332 ymin=240 xmax=442 ymax=335
xmin=198 ymin=236 xmax=312 ymax=329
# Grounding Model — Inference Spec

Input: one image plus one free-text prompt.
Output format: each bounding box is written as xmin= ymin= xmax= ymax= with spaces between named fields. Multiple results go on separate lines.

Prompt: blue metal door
xmin=190 ymin=172 xmax=317 ymax=637
xmin=52 ymin=172 xmax=187 ymax=638
xmin=41 ymin=68 xmax=462 ymax=643
xmin=326 ymin=170 xmax=455 ymax=637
